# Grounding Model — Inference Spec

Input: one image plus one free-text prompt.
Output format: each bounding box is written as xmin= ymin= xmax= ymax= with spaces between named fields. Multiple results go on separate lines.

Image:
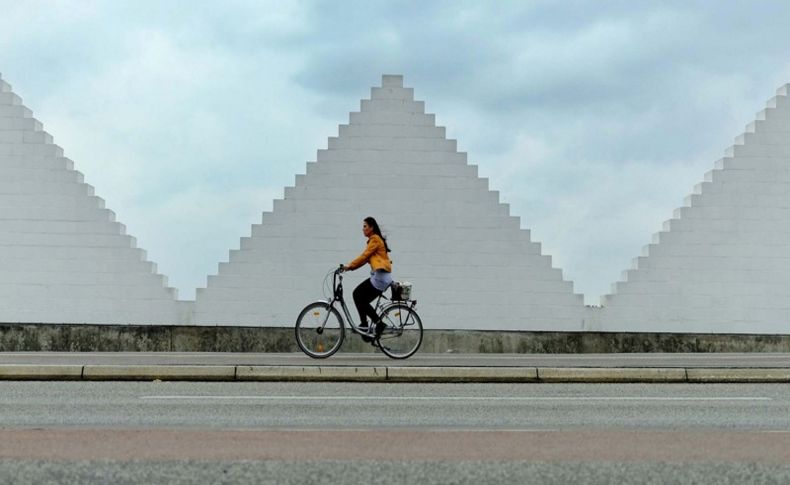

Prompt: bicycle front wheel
xmin=376 ymin=303 xmax=423 ymax=359
xmin=295 ymin=302 xmax=345 ymax=358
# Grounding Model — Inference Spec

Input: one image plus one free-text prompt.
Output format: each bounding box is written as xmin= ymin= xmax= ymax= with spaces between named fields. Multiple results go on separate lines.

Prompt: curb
xmin=0 ymin=364 xmax=83 ymax=380
xmin=2 ymin=365 xmax=790 ymax=382
xmin=237 ymin=366 xmax=387 ymax=381
xmin=537 ymin=367 xmax=687 ymax=383
xmin=82 ymin=365 xmax=236 ymax=381
xmin=686 ymin=368 xmax=790 ymax=383
xmin=387 ymin=366 xmax=538 ymax=382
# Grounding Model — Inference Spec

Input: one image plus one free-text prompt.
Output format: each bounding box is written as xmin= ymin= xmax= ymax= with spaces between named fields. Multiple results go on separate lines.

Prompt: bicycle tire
xmin=295 ymin=301 xmax=345 ymax=358
xmin=376 ymin=302 xmax=423 ymax=359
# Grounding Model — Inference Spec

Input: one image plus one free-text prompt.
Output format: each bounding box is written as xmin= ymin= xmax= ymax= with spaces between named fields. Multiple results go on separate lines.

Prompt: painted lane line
xmin=139 ymin=396 xmax=773 ymax=401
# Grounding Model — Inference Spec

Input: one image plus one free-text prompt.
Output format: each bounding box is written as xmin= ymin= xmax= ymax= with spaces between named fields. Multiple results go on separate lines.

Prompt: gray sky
xmin=2 ymin=1 xmax=790 ymax=302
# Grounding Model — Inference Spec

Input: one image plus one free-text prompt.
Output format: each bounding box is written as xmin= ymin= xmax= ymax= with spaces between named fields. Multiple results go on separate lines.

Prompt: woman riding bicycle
xmin=342 ymin=216 xmax=392 ymax=337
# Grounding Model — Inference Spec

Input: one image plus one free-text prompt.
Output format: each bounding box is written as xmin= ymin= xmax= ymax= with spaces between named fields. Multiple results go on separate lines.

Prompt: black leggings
xmin=353 ymin=279 xmax=383 ymax=327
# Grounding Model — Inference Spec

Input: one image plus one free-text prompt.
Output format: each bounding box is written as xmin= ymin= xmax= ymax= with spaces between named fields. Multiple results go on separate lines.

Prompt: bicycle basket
xmin=391 ymin=281 xmax=412 ymax=301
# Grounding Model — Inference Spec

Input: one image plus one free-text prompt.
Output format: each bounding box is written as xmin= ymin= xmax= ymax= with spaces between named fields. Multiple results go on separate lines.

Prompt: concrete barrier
xmin=82 ymin=365 xmax=235 ymax=381
xmin=0 ymin=364 xmax=83 ymax=380
xmin=2 ymin=363 xmax=790 ymax=382
xmin=237 ymin=365 xmax=386 ymax=381
xmin=386 ymin=366 xmax=538 ymax=382
xmin=686 ymin=368 xmax=790 ymax=383
xmin=537 ymin=367 xmax=687 ymax=383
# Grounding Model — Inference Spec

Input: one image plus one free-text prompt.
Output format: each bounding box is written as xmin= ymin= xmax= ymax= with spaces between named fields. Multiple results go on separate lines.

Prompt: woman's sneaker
xmin=359 ymin=322 xmax=373 ymax=342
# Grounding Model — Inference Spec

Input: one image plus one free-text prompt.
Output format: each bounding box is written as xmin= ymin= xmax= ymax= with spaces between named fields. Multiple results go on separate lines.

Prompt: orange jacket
xmin=347 ymin=234 xmax=392 ymax=272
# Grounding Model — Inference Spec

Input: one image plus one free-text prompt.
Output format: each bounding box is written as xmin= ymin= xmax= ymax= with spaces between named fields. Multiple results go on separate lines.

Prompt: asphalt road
xmin=2 ymin=381 xmax=790 ymax=483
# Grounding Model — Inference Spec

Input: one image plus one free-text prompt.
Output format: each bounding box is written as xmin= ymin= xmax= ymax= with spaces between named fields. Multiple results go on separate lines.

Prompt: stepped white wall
xmin=0 ymin=73 xmax=180 ymax=324
xmin=601 ymin=85 xmax=790 ymax=334
xmin=8 ymin=69 xmax=790 ymax=334
xmin=194 ymin=75 xmax=586 ymax=329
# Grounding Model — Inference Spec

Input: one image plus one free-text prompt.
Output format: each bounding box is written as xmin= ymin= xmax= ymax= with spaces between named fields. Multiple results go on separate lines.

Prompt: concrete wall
xmin=0 ymin=74 xmax=180 ymax=324
xmin=3 ymin=323 xmax=790 ymax=353
xmin=601 ymin=85 xmax=790 ymax=334
xmin=193 ymin=75 xmax=586 ymax=330
xmin=4 ymin=70 xmax=790 ymax=335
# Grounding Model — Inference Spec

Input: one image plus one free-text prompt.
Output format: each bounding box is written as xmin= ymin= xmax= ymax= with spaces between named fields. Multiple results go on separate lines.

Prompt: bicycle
xmin=295 ymin=265 xmax=423 ymax=359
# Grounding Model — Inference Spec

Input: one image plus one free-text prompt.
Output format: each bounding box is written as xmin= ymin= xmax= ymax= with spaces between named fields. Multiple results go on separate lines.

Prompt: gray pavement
xmin=2 ymin=381 xmax=790 ymax=429
xmin=3 ymin=381 xmax=790 ymax=483
xmin=4 ymin=461 xmax=789 ymax=485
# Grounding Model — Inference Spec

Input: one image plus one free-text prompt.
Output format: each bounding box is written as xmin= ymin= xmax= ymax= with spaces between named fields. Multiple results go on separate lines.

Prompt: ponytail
xmin=364 ymin=216 xmax=390 ymax=252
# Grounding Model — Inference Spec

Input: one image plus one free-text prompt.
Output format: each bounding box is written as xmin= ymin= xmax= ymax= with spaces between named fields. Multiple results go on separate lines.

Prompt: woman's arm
xmin=345 ymin=237 xmax=382 ymax=270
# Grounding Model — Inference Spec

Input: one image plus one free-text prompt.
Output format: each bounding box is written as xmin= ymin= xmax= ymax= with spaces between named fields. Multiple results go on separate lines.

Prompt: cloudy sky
xmin=2 ymin=1 xmax=790 ymax=302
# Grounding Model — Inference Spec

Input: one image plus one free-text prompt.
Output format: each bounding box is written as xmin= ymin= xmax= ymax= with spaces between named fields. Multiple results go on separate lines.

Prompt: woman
xmin=343 ymin=217 xmax=392 ymax=337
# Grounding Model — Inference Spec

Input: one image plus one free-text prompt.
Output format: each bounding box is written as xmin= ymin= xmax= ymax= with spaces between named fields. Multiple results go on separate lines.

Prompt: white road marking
xmin=139 ymin=395 xmax=772 ymax=402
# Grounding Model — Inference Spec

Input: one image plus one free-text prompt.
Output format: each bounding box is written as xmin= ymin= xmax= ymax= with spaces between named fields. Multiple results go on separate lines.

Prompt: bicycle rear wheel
xmin=376 ymin=303 xmax=423 ymax=359
xmin=295 ymin=302 xmax=345 ymax=358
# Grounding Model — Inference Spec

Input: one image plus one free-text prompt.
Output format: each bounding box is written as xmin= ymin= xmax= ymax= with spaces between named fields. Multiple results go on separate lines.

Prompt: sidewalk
xmin=1 ymin=352 xmax=790 ymax=382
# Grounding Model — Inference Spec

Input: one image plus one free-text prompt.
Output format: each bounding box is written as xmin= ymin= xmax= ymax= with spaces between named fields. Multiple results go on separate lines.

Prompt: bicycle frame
xmin=316 ymin=268 xmax=387 ymax=335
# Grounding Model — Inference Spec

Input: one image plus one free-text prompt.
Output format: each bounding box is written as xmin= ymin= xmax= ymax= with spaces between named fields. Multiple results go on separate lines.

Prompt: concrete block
xmin=726 ymin=143 xmax=790 ymax=157
xmin=766 ymin=95 xmax=790 ymax=108
xmin=0 ymin=105 xmax=32 ymax=117
xmin=349 ymin=111 xmax=436 ymax=126
xmin=3 ymin=168 xmax=83 ymax=184
xmin=0 ymin=364 xmax=83 ymax=380
xmin=0 ymin=245 xmax=148 ymax=262
xmin=381 ymin=75 xmax=403 ymax=87
xmin=360 ymin=99 xmax=425 ymax=113
xmin=315 ymin=148 xmax=467 ymax=165
xmin=237 ymin=365 xmax=386 ymax=381
xmin=370 ymin=86 xmax=414 ymax=101
xmin=327 ymin=135 xmax=456 ymax=151
xmin=0 ymin=155 xmax=73 ymax=170
xmin=0 ymin=271 xmax=168 ymax=286
xmin=23 ymin=131 xmax=53 ymax=144
xmin=83 ymin=365 xmax=235 ymax=380
xmin=0 ymin=232 xmax=134 ymax=247
xmin=0 ymin=92 xmax=22 ymax=105
xmin=686 ymin=368 xmax=790 ymax=382
xmin=0 ymin=143 xmax=63 ymax=157
xmin=0 ymin=129 xmax=50 ymax=144
xmin=386 ymin=366 xmax=538 ymax=382
xmin=737 ymin=132 xmax=790 ymax=145
xmin=338 ymin=124 xmax=445 ymax=139
xmin=0 ymin=117 xmax=43 ymax=131
xmin=0 ymin=181 xmax=94 ymax=196
xmin=537 ymin=367 xmax=686 ymax=382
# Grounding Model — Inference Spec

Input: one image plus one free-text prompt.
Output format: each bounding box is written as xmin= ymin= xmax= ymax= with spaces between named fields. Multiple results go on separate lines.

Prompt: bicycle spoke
xmin=377 ymin=303 xmax=423 ymax=359
xmin=295 ymin=302 xmax=344 ymax=358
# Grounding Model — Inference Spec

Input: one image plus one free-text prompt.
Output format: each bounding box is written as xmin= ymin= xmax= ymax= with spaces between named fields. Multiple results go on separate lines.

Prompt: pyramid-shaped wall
xmin=0 ymin=73 xmax=180 ymax=324
xmin=194 ymin=75 xmax=586 ymax=330
xmin=601 ymin=84 xmax=790 ymax=334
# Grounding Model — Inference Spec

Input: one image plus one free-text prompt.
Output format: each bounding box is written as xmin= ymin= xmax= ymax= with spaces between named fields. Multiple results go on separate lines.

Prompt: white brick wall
xmin=0 ymin=73 xmax=180 ymax=324
xmin=602 ymin=84 xmax=790 ymax=333
xmin=194 ymin=75 xmax=585 ymax=329
xmin=7 ymin=69 xmax=790 ymax=334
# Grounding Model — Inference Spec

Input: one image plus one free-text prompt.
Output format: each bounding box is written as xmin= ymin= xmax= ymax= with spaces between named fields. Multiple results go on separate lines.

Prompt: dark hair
xmin=364 ymin=216 xmax=391 ymax=252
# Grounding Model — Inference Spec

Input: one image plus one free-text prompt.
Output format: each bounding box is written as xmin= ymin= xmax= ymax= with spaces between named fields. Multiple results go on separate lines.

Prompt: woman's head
xmin=363 ymin=216 xmax=390 ymax=252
